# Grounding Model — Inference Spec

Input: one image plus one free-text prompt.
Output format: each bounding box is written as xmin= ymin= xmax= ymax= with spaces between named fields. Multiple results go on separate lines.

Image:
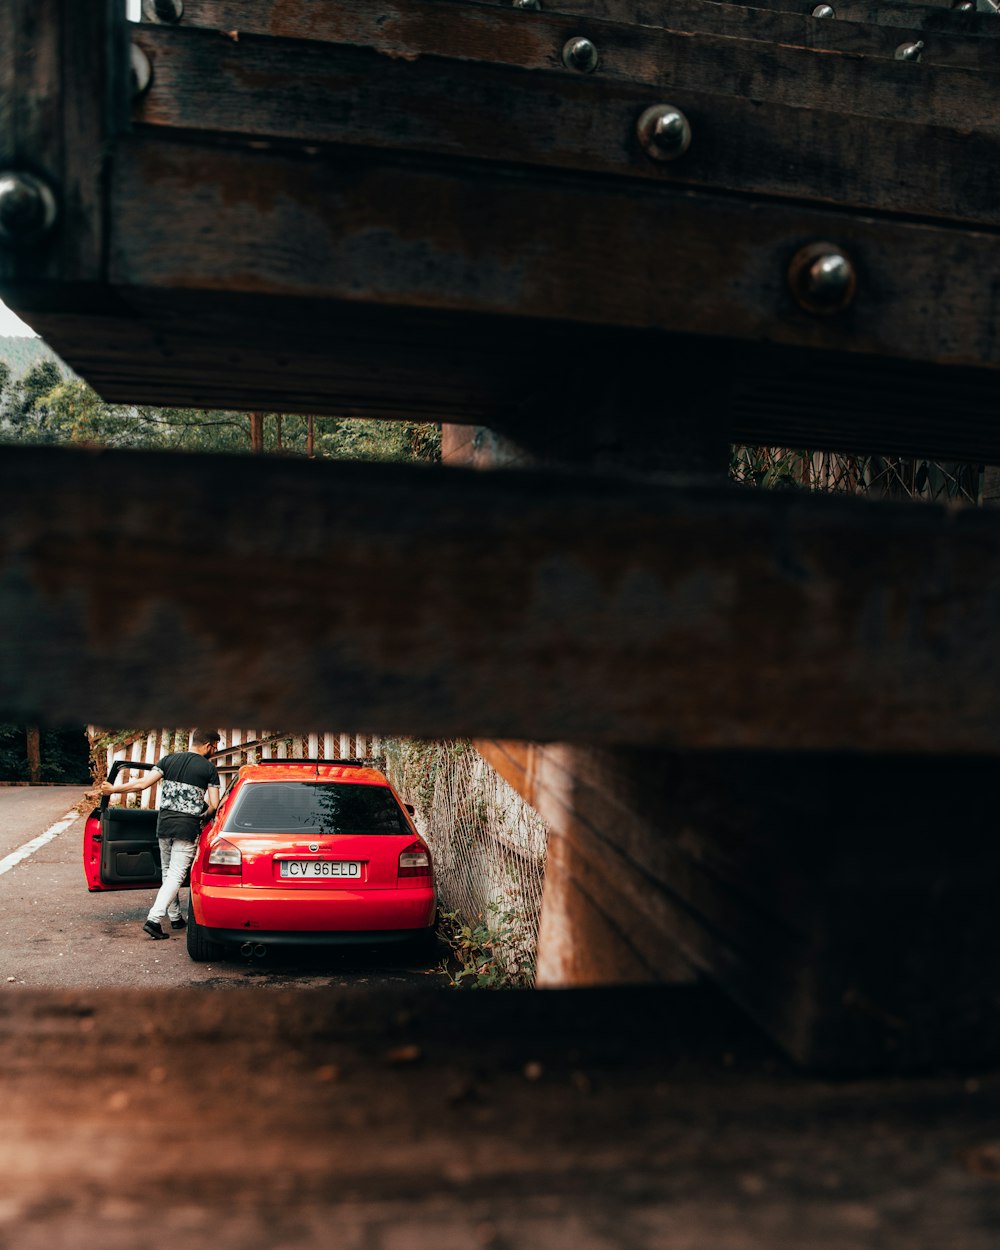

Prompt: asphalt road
xmin=0 ymin=786 xmax=444 ymax=991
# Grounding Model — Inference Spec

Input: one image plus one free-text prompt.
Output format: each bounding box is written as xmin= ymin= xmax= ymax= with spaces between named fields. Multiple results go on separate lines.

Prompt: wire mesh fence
xmin=383 ymin=740 xmax=547 ymax=986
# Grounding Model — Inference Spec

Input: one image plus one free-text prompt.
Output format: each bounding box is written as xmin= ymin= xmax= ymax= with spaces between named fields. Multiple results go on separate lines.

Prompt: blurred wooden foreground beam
xmin=2 ymin=443 xmax=1000 ymax=750
xmin=4 ymin=984 xmax=1000 ymax=1249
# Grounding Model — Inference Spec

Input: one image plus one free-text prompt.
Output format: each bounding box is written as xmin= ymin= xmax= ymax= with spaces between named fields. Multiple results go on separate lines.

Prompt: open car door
xmin=83 ymin=761 xmax=162 ymax=892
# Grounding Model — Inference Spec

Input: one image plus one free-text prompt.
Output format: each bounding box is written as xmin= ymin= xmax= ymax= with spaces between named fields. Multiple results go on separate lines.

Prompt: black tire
xmin=186 ymin=904 xmax=225 ymax=962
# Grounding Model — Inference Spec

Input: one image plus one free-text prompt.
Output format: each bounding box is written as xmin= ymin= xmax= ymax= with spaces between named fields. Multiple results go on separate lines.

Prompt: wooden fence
xmin=98 ymin=729 xmax=383 ymax=809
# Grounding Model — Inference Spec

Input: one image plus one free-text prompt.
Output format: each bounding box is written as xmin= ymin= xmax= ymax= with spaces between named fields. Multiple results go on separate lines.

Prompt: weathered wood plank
xmin=0 ymin=0 xmax=127 ymax=285
xmin=487 ymin=0 xmax=1000 ymax=35
xmin=9 ymin=287 xmax=1000 ymax=467
xmin=5 ymin=3 xmax=1000 ymax=456
xmin=5 ymin=445 xmax=1000 ymax=752
xmin=467 ymin=0 xmax=1000 ymax=36
xmin=708 ymin=0 xmax=1000 ymax=29
xmin=130 ymin=22 xmax=1000 ymax=227
xmin=169 ymin=0 xmax=1000 ymax=70
xmin=2 ymin=290 xmax=551 ymax=420
xmin=104 ymin=137 xmax=1000 ymax=373
xmin=6 ymin=985 xmax=1000 ymax=1247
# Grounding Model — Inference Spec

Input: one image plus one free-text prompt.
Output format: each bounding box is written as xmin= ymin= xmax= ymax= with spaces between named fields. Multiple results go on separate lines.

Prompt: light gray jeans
xmin=148 ymin=837 xmax=199 ymax=924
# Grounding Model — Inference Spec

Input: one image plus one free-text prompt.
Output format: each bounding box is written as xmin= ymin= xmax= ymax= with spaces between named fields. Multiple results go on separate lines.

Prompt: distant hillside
xmin=0 ymin=336 xmax=71 ymax=378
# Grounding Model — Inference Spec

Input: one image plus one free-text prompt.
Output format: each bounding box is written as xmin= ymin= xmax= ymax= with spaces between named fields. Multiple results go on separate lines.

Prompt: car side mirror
xmin=404 ymin=803 xmax=415 ymax=816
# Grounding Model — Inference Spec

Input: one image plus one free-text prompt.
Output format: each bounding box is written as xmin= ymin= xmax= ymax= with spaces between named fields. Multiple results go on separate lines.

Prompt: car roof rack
xmin=215 ymin=755 xmax=382 ymax=775
xmin=247 ymin=758 xmax=365 ymax=766
xmin=214 ymin=757 xmax=373 ymax=773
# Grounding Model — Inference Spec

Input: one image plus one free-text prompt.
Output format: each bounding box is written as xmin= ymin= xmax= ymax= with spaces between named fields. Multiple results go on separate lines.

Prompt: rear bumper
xmin=194 ymin=883 xmax=436 ymax=933
xmin=205 ymin=927 xmax=434 ymax=947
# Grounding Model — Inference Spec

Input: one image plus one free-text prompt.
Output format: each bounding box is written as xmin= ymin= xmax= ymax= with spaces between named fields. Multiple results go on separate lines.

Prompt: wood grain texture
xmin=103 ymin=136 xmax=1000 ymax=372
xmin=480 ymin=740 xmax=1000 ymax=1069
xmin=478 ymin=740 xmax=699 ymax=988
xmin=5 ymin=1 xmax=1000 ymax=456
xmin=5 ymin=445 xmax=1000 ymax=753
xmin=460 ymin=0 xmax=1000 ymax=36
xmin=173 ymin=0 xmax=1000 ymax=71
xmin=9 ymin=286 xmax=1000 ymax=466
xmin=0 ymin=0 xmax=127 ymax=285
xmin=6 ymin=984 xmax=1000 ymax=1247
xmin=130 ymin=21 xmax=1000 ymax=228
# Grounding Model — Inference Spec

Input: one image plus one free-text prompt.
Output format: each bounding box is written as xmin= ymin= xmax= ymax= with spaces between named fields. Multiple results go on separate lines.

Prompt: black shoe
xmin=142 ymin=919 xmax=169 ymax=940
xmin=169 ymin=917 xmax=186 ymax=930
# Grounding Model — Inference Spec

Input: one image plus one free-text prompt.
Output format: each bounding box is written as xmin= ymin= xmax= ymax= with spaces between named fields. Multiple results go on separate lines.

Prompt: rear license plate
xmin=279 ymin=860 xmax=362 ymax=879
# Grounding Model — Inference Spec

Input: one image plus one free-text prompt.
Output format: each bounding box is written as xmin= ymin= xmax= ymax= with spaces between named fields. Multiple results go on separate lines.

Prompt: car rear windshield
xmin=224 ymin=782 xmax=411 ymax=836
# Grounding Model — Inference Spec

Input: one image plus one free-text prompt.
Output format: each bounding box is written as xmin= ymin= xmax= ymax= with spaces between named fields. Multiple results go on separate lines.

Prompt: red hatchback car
xmin=85 ymin=759 xmax=436 ymax=960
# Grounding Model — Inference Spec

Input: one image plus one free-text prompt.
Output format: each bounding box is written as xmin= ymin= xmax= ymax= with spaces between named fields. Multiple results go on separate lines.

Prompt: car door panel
xmin=99 ymin=805 xmax=161 ymax=887
xmin=83 ymin=760 xmax=162 ymax=891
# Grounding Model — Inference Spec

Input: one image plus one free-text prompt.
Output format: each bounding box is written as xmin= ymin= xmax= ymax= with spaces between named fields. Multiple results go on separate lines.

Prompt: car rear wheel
xmin=186 ymin=903 xmax=225 ymax=962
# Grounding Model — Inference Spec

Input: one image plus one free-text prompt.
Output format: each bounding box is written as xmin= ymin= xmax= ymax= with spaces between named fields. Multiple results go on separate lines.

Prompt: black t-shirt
xmin=155 ymin=751 xmax=220 ymax=841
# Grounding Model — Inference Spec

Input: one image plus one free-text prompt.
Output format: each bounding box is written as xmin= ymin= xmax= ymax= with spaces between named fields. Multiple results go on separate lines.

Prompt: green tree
xmin=11 ymin=359 xmax=63 ymax=428
xmin=0 ymin=362 xmax=441 ymax=465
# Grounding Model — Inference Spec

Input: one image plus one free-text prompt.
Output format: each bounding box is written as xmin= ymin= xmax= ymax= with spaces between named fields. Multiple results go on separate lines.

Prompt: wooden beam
xmin=130 ymin=19 xmax=1000 ymax=227
xmin=172 ymin=0 xmax=1000 ymax=68
xmin=8 ymin=984 xmax=1000 ymax=1246
xmin=0 ymin=0 xmax=127 ymax=286
xmin=4 ymin=445 xmax=1000 ymax=752
xmin=4 ymin=1 xmax=1000 ymax=458
xmin=94 ymin=137 xmax=1000 ymax=369
xmin=463 ymin=0 xmax=1000 ymax=36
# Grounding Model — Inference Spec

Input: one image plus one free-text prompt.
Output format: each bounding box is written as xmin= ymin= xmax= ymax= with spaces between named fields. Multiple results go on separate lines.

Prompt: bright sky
xmin=0 ymin=299 xmax=37 ymax=337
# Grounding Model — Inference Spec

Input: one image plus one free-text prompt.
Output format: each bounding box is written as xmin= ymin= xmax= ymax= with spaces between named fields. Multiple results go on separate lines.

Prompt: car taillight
xmin=206 ymin=837 xmax=242 ymax=876
xmin=398 ymin=841 xmax=432 ymax=879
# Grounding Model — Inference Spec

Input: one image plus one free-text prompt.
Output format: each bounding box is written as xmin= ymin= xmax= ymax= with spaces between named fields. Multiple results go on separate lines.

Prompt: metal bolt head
xmin=811 ymin=5 xmax=836 ymax=16
xmin=131 ymin=43 xmax=153 ymax=97
xmin=0 ymin=172 xmax=58 ymax=244
xmin=513 ymin=0 xmax=541 ymax=9
xmin=141 ymin=0 xmax=183 ymax=21
xmin=636 ymin=105 xmax=692 ymax=162
xmin=952 ymin=1 xmax=975 ymax=10
xmin=788 ymin=241 xmax=857 ymax=315
xmin=894 ymin=40 xmax=925 ymax=61
xmin=562 ymin=37 xmax=599 ymax=73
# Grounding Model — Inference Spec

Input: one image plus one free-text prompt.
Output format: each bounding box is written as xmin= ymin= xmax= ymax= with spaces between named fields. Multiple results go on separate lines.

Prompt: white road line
xmin=0 ymin=810 xmax=80 ymax=879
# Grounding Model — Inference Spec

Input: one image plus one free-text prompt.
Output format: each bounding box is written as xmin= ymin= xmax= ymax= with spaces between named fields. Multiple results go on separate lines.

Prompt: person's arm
xmin=100 ymin=769 xmax=162 ymax=797
xmin=203 ymin=784 xmax=220 ymax=818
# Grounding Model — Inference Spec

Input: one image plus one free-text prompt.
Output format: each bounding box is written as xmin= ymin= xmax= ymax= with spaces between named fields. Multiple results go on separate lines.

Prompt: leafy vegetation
xmin=435 ymin=904 xmax=537 ymax=989
xmin=0 ymin=724 xmax=90 ymax=783
xmin=731 ymin=443 xmax=982 ymax=504
xmin=0 ymin=341 xmax=440 ymax=464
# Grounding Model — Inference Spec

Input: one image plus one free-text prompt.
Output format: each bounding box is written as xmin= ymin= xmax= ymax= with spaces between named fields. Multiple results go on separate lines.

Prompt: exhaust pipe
xmin=240 ymin=941 xmax=254 ymax=957
xmin=253 ymin=944 xmax=267 ymax=959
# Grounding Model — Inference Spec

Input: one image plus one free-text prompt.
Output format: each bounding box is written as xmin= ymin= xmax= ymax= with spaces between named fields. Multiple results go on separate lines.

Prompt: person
xmin=101 ymin=729 xmax=221 ymax=940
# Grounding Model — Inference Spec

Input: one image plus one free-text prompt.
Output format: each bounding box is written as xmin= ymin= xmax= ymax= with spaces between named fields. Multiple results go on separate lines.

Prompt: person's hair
xmin=192 ymin=729 xmax=222 ymax=748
